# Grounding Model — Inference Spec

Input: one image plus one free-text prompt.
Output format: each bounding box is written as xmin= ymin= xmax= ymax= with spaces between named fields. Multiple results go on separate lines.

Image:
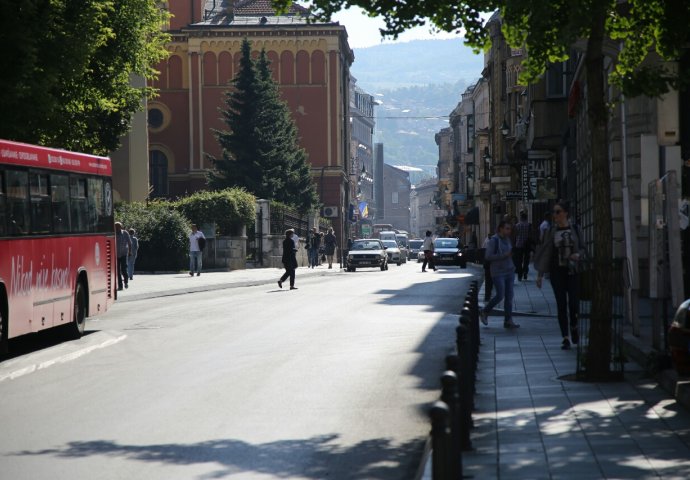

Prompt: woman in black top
xmin=534 ymin=201 xmax=585 ymax=350
xmin=278 ymin=229 xmax=298 ymax=290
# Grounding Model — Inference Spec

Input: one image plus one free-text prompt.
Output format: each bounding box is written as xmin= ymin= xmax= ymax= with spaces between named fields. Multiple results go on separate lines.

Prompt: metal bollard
xmin=456 ymin=323 xmax=475 ymax=436
xmin=463 ymin=299 xmax=480 ymax=360
xmin=430 ymin=401 xmax=452 ymax=480
xmin=440 ymin=371 xmax=463 ymax=479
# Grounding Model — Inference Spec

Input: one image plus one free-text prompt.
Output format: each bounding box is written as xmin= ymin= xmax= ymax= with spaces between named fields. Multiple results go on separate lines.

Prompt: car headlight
xmin=433 ymin=252 xmax=438 ymax=256
xmin=457 ymin=252 xmax=463 ymax=256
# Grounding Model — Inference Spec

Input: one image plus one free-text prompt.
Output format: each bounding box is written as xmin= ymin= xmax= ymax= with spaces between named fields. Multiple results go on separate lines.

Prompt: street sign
xmin=504 ymin=191 xmax=522 ymax=200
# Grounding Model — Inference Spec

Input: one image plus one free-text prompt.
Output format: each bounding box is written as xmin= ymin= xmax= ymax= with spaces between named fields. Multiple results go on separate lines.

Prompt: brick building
xmin=143 ymin=0 xmax=353 ymax=241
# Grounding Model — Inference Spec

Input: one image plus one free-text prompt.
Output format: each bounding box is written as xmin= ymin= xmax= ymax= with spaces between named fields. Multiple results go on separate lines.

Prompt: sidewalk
xmin=115 ymin=265 xmax=342 ymax=303
xmin=422 ymin=269 xmax=690 ymax=479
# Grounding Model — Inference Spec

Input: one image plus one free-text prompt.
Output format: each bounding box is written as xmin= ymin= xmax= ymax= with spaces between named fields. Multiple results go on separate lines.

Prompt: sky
xmin=331 ymin=7 xmax=464 ymax=49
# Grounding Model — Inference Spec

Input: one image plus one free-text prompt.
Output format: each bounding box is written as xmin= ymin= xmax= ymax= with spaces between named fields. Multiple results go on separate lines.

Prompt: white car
xmin=346 ymin=239 xmax=389 ymax=272
xmin=381 ymin=240 xmax=403 ymax=266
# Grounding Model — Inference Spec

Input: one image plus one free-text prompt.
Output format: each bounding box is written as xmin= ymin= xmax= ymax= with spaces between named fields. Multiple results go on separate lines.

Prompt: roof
xmin=195 ymin=0 xmax=313 ymax=26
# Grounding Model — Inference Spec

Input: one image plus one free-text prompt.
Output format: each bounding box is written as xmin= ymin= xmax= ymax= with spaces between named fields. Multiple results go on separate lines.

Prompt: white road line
xmin=0 ymin=334 xmax=127 ymax=383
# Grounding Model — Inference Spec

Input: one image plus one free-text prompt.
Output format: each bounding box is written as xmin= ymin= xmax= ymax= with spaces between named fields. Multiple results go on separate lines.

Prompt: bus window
xmin=30 ymin=172 xmax=51 ymax=234
xmin=0 ymin=171 xmax=6 ymax=236
xmin=6 ymin=170 xmax=29 ymax=235
xmin=70 ymin=176 xmax=87 ymax=232
xmin=87 ymin=177 xmax=104 ymax=232
xmin=50 ymin=174 xmax=70 ymax=233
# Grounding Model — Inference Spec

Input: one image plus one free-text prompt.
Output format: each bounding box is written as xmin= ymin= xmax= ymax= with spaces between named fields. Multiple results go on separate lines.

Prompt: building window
xmin=147 ymin=103 xmax=171 ymax=133
xmin=148 ymin=108 xmax=164 ymax=129
xmin=392 ymin=191 xmax=399 ymax=204
xmin=149 ymin=150 xmax=168 ymax=198
xmin=466 ymin=114 xmax=474 ymax=152
xmin=546 ymin=62 xmax=566 ymax=97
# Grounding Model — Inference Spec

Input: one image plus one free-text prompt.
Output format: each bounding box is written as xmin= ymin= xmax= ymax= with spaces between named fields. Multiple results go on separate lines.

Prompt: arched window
xmin=149 ymin=150 xmax=168 ymax=198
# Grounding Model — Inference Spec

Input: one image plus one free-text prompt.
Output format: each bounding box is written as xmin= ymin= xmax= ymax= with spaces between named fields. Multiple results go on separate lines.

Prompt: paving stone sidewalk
xmin=421 ymin=269 xmax=690 ymax=479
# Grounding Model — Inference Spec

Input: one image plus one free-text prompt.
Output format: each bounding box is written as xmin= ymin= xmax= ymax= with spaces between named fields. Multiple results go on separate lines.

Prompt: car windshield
xmin=409 ymin=240 xmax=423 ymax=249
xmin=382 ymin=241 xmax=398 ymax=248
xmin=434 ymin=238 xmax=459 ymax=249
xmin=351 ymin=241 xmax=382 ymax=250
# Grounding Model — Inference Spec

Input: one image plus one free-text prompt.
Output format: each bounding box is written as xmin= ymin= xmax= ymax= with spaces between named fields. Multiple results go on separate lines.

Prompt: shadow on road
xmin=14 ymin=435 xmax=425 ymax=479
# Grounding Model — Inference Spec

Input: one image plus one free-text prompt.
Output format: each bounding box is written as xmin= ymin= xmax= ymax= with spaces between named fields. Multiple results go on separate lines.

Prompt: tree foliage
xmin=0 ymin=0 xmax=169 ymax=155
xmin=207 ymin=38 xmax=319 ymax=213
xmin=274 ymin=0 xmax=690 ymax=379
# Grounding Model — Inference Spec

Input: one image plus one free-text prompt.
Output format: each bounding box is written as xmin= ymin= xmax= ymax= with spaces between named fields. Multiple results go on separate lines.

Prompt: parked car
xmin=381 ymin=240 xmax=404 ymax=266
xmin=346 ymin=239 xmax=389 ymax=272
xmin=433 ymin=237 xmax=467 ymax=268
xmin=409 ymin=239 xmax=424 ymax=261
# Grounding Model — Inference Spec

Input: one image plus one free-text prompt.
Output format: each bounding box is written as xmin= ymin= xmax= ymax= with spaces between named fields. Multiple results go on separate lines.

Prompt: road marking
xmin=0 ymin=333 xmax=127 ymax=383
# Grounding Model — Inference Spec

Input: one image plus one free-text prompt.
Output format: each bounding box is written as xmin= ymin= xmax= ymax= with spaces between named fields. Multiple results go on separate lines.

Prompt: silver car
xmin=382 ymin=240 xmax=403 ymax=266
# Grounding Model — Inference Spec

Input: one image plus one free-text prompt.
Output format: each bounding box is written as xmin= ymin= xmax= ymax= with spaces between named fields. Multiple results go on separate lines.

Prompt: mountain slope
xmin=350 ymin=39 xmax=483 ymax=180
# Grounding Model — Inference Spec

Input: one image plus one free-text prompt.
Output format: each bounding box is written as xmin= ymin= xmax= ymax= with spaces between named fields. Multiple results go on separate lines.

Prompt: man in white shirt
xmin=189 ymin=224 xmax=206 ymax=276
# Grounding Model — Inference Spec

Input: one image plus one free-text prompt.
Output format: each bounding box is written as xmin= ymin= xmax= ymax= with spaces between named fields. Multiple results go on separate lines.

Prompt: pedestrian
xmin=513 ymin=212 xmax=532 ymax=281
xmin=539 ymin=211 xmax=551 ymax=245
xmin=278 ymin=229 xmax=298 ymax=290
xmin=127 ymin=228 xmax=139 ymax=280
xmin=308 ymin=227 xmax=321 ymax=268
xmin=324 ymin=228 xmax=337 ymax=269
xmin=318 ymin=231 xmax=325 ymax=265
xmin=115 ymin=222 xmax=131 ymax=291
xmin=188 ymin=223 xmax=205 ymax=276
xmin=480 ymin=220 xmax=520 ymax=329
xmin=482 ymin=233 xmax=494 ymax=303
xmin=421 ymin=230 xmax=436 ymax=272
xmin=534 ymin=201 xmax=584 ymax=350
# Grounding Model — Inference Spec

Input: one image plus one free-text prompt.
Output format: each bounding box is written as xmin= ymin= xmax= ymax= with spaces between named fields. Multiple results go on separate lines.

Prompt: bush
xmin=174 ymin=188 xmax=256 ymax=235
xmin=115 ymin=201 xmax=189 ymax=271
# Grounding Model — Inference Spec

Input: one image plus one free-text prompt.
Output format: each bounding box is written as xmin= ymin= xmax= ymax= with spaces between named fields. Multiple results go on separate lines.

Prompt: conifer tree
xmin=208 ymin=39 xmax=319 ymax=212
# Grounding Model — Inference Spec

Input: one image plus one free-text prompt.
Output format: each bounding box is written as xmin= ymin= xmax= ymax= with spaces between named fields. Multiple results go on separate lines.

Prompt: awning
xmin=465 ymin=206 xmax=480 ymax=225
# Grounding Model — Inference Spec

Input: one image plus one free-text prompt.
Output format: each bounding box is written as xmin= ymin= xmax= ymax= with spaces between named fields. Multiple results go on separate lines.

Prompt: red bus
xmin=0 ymin=139 xmax=116 ymax=353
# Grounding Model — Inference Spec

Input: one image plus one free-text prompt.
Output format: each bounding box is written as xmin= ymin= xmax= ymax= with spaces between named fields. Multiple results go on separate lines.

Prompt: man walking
xmin=127 ymin=228 xmax=139 ymax=280
xmin=189 ymin=224 xmax=205 ymax=276
xmin=308 ymin=227 xmax=320 ymax=268
xmin=421 ymin=230 xmax=436 ymax=272
xmin=513 ymin=212 xmax=532 ymax=281
xmin=115 ymin=222 xmax=131 ymax=290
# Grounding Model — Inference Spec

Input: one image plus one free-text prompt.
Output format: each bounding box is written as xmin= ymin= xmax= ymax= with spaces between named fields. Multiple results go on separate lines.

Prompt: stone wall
xmin=201 ymin=227 xmax=247 ymax=271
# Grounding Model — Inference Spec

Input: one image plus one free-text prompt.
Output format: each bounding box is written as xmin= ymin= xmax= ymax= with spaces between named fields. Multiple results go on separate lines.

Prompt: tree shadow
xmin=14 ymin=435 xmax=425 ymax=479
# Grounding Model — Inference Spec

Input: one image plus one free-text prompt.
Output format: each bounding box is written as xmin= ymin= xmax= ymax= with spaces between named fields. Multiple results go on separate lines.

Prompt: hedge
xmin=115 ymin=202 xmax=189 ymax=271
xmin=174 ymin=188 xmax=256 ymax=235
xmin=115 ymin=188 xmax=256 ymax=271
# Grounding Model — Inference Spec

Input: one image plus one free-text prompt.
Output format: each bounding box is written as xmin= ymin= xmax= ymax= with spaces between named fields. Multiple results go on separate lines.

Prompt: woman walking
xmin=278 ymin=229 xmax=298 ymax=290
xmin=324 ymin=228 xmax=337 ymax=269
xmin=534 ymin=201 xmax=584 ymax=350
xmin=480 ymin=220 xmax=520 ymax=329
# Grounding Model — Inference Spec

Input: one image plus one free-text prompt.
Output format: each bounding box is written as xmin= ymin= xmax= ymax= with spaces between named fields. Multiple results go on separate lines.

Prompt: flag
xmin=358 ymin=201 xmax=369 ymax=218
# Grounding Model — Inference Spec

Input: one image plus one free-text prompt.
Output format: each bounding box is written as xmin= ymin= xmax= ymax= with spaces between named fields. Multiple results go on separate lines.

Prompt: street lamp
xmin=500 ymin=120 xmax=510 ymax=136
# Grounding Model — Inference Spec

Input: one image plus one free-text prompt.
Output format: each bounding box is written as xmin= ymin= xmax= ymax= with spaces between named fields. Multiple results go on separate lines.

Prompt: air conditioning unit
xmin=322 ymin=206 xmax=339 ymax=218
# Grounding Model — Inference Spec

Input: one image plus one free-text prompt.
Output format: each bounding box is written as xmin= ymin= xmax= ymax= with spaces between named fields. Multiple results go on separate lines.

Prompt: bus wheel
xmin=68 ymin=281 xmax=87 ymax=339
xmin=0 ymin=290 xmax=8 ymax=355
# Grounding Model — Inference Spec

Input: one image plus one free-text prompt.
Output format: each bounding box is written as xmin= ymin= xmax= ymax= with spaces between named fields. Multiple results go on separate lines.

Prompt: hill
xmin=350 ymin=39 xmax=484 ymax=181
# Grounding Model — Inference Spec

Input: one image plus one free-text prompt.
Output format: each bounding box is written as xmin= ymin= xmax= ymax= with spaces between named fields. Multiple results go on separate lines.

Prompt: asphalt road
xmin=0 ymin=262 xmax=478 ymax=480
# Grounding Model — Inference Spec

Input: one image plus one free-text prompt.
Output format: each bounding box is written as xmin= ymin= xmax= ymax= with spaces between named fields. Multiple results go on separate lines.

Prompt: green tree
xmin=208 ymin=39 xmax=319 ymax=212
xmin=255 ymin=50 xmax=319 ymax=212
xmin=0 ymin=0 xmax=169 ymax=155
xmin=272 ymin=0 xmax=690 ymax=379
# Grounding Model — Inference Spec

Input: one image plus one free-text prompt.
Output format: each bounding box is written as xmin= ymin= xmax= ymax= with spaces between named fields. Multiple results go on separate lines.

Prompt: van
xmin=379 ymin=231 xmax=397 ymax=242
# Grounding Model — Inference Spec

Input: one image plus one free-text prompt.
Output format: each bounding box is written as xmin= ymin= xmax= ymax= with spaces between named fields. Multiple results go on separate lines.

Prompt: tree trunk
xmin=584 ymin=6 xmax=613 ymax=380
